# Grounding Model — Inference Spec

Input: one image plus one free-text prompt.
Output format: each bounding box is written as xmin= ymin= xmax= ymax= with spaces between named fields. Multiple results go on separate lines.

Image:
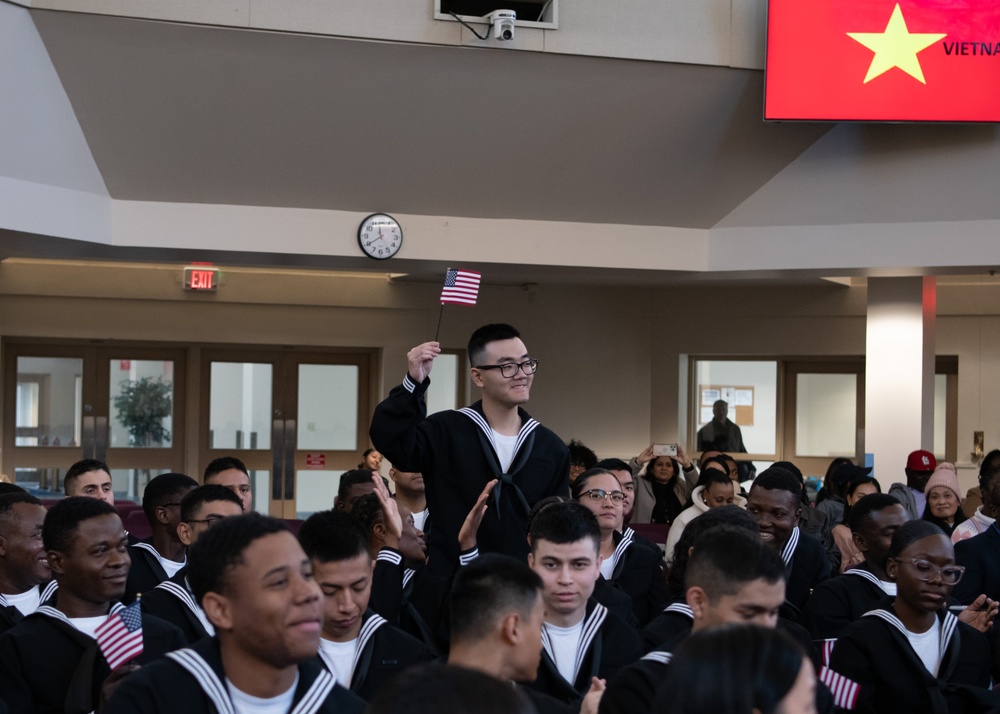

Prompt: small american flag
xmin=439 ymin=269 xmax=481 ymax=306
xmin=96 ymin=601 xmax=144 ymax=670
xmin=819 ymin=666 xmax=859 ymax=710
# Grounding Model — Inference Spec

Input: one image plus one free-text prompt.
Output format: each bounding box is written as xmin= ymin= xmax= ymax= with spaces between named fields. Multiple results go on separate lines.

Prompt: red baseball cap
xmin=906 ymin=450 xmax=936 ymax=472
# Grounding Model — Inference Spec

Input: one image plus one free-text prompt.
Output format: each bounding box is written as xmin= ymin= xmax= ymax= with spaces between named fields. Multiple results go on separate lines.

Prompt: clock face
xmin=358 ymin=214 xmax=403 ymax=260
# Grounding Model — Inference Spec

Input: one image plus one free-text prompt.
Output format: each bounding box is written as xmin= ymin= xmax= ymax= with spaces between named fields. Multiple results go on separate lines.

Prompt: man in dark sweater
xmin=370 ymin=323 xmax=569 ymax=575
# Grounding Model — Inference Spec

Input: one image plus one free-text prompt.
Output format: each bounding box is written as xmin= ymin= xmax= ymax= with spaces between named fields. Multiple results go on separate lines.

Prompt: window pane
xmin=250 ymin=469 xmax=270 ymax=514
xmin=209 ymin=362 xmax=273 ymax=450
xmin=427 ymin=353 xmax=459 ymax=415
xmin=109 ymin=360 xmax=174 ymax=448
xmin=297 ymin=365 xmax=358 ymax=450
xmin=694 ymin=360 xmax=777 ymax=455
xmin=934 ymin=374 xmax=947 ymax=459
xmin=110 ymin=467 xmax=174 ymax=502
xmin=296 ymin=469 xmax=346 ymax=520
xmin=16 ymin=357 xmax=83 ymax=447
xmin=795 ymin=373 xmax=857 ymax=458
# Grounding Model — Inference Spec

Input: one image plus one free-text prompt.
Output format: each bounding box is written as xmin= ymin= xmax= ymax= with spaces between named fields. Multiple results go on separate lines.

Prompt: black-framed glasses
xmin=474 ymin=359 xmax=539 ymax=378
xmin=581 ymin=489 xmax=625 ymax=504
xmin=185 ymin=516 xmax=228 ymax=529
xmin=892 ymin=557 xmax=966 ymax=585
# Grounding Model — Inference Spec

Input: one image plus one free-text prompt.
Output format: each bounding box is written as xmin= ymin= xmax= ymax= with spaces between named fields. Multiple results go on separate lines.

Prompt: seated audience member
xmin=814 ymin=457 xmax=854 ymax=507
xmin=125 ymin=472 xmax=199 ymax=603
xmin=105 ymin=513 xmax=366 ymax=714
xmin=663 ymin=468 xmax=745 ymax=567
xmin=953 ymin=462 xmax=1000 ymax=542
xmin=359 ymin=448 xmax=383 ymax=472
xmin=955 ymin=470 xmax=1000 ymax=606
xmin=630 ymin=453 xmax=692 ymax=526
xmin=889 ymin=450 xmax=936 ymax=521
xmin=448 ymin=554 xmax=604 ymax=714
xmin=653 ymin=625 xmax=817 ymax=714
xmin=353 ymin=488 xmax=447 ymax=654
xmin=648 ymin=505 xmax=759 ymax=649
xmin=828 ymin=521 xmax=999 ymax=713
xmin=0 ymin=498 xmax=185 ymax=714
xmin=64 ymin=458 xmax=115 ymax=504
xmin=203 ymin=456 xmax=253 ymax=512
xmin=594 ymin=458 xmax=638 ymax=525
xmin=521 ymin=501 xmax=643 ymax=704
xmin=298 ymin=509 xmax=433 ymax=700
xmin=772 ymin=460 xmax=839 ymax=575
xmin=572 ymin=468 xmax=668 ymax=626
xmin=336 ymin=469 xmax=379 ymax=512
xmin=389 ymin=466 xmax=429 ymax=531
xmin=746 ymin=467 xmax=830 ymax=615
xmin=0 ymin=493 xmax=55 ymax=635
xmin=603 ymin=527 xmax=789 ymax=714
xmin=568 ymin=440 xmax=598 ymax=485
xmin=139 ymin=485 xmax=244 ymax=643
xmin=921 ymin=462 xmax=968 ymax=538
xmin=805 ymin=494 xmax=909 ymax=643
xmin=830 ymin=476 xmax=881 ymax=573
xmin=816 ymin=461 xmax=872 ymax=526
xmin=367 ymin=664 xmax=535 ymax=714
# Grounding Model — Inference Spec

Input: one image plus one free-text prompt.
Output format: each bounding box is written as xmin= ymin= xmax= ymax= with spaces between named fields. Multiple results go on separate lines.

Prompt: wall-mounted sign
xmin=184 ymin=267 xmax=219 ymax=292
xmin=765 ymin=0 xmax=1000 ymax=122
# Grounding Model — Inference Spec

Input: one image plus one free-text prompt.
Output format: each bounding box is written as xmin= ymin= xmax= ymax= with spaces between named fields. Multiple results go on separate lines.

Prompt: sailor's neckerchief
xmin=316 ymin=611 xmax=388 ymax=689
xmin=155 ymin=575 xmax=215 ymax=636
xmin=541 ymin=602 xmax=608 ymax=687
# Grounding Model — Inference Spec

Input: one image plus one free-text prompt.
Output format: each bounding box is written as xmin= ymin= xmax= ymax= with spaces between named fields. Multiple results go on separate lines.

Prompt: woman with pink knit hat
xmin=922 ymin=462 xmax=969 ymax=537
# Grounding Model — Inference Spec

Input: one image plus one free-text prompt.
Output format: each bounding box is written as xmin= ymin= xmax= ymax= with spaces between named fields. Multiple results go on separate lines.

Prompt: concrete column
xmin=865 ymin=277 xmax=936 ymax=487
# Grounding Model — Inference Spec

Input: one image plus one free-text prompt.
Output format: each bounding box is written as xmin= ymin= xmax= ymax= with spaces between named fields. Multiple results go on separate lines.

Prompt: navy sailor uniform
xmin=0 ymin=579 xmax=57 ymax=637
xmin=370 ymin=376 xmax=569 ymax=576
xmin=140 ymin=566 xmax=214 ymax=643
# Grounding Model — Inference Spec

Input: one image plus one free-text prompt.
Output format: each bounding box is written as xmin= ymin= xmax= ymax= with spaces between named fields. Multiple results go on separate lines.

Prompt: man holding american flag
xmin=0 ymin=498 xmax=184 ymax=714
xmin=370 ymin=321 xmax=570 ymax=577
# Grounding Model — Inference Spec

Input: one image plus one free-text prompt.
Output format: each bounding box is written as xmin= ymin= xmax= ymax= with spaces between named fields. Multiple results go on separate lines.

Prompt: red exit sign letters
xmin=184 ymin=267 xmax=219 ymax=292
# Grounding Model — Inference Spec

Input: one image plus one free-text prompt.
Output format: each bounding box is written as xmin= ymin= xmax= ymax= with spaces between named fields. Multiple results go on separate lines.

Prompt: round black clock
xmin=358 ymin=213 xmax=403 ymax=260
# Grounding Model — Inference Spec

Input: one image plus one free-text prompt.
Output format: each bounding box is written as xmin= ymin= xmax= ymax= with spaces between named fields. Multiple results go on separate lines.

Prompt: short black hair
xmin=570 ymin=468 xmax=620 ymax=500
xmin=685 ymin=527 xmax=786 ymax=600
xmin=770 ymin=461 xmax=803 ymax=484
xmin=699 ymin=456 xmax=731 ymax=476
xmin=188 ymin=513 xmax=289 ymax=606
xmin=847 ymin=493 xmax=905 ymax=534
xmin=203 ymin=456 xmax=249 ymax=481
xmin=529 ymin=500 xmax=600 ymax=554
xmin=979 ymin=450 xmax=1000 ymax=493
xmin=749 ymin=468 xmax=802 ymax=500
xmin=142 ymin=472 xmax=199 ymax=521
xmin=888 ymin=519 xmax=947 ymax=560
xmin=666 ymin=505 xmax=758 ymax=596
xmin=0 ymin=482 xmax=26 ymax=496
xmin=42 ymin=496 xmax=118 ymax=553
xmin=696 ymin=468 xmax=734 ymax=491
xmin=0 ymin=492 xmax=43 ymax=534
xmin=180 ymin=484 xmax=244 ymax=523
xmin=351 ymin=492 xmax=384 ymax=541
xmin=338 ymin=470 xmax=375 ymax=502
xmin=450 ymin=554 xmax=542 ymax=643
xmin=595 ymin=458 xmax=631 ymax=473
xmin=468 ymin=323 xmax=520 ymax=366
xmin=568 ymin=440 xmax=597 ymax=470
xmin=657 ymin=625 xmax=805 ymax=714
xmin=298 ymin=510 xmax=370 ymax=563
xmin=368 ymin=664 xmax=534 ymax=714
xmin=64 ymin=459 xmax=111 ymax=495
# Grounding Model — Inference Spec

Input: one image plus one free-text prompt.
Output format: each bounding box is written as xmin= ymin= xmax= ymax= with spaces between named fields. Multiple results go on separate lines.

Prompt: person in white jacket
xmin=664 ymin=470 xmax=747 ymax=565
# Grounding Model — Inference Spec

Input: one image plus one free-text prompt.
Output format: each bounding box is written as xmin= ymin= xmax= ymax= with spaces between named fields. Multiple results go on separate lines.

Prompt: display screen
xmin=764 ymin=0 xmax=1000 ymax=122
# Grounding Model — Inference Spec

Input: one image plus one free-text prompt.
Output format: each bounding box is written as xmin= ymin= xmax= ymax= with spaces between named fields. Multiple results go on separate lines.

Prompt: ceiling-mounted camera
xmin=488 ymin=9 xmax=516 ymax=40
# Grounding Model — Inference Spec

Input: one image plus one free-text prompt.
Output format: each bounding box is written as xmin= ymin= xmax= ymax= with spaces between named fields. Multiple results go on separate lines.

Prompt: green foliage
xmin=112 ymin=377 xmax=173 ymax=447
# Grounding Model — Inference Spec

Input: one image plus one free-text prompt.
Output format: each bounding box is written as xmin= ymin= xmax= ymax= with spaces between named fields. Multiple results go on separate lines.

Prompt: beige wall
xmin=3 ymin=261 xmax=1000 ymax=496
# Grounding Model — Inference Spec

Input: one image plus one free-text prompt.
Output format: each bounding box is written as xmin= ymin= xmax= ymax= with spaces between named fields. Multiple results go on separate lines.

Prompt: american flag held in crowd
xmin=439 ymin=269 xmax=481 ymax=306
xmin=96 ymin=600 xmax=144 ymax=670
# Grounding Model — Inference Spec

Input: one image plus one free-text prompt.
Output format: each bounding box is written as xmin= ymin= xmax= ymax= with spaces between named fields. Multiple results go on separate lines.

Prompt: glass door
xmin=200 ymin=349 xmax=375 ymax=519
xmin=3 ymin=341 xmax=186 ymax=501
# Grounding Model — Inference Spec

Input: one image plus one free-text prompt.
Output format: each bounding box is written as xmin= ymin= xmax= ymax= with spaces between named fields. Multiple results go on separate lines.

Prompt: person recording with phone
xmin=629 ymin=446 xmax=693 ymax=526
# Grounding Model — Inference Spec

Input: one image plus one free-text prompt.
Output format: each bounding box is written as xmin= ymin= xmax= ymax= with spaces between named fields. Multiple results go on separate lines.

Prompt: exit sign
xmin=184 ymin=267 xmax=219 ymax=292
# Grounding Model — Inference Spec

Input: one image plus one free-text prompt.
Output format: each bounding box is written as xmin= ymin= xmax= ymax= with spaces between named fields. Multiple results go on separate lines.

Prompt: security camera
xmin=488 ymin=9 xmax=516 ymax=41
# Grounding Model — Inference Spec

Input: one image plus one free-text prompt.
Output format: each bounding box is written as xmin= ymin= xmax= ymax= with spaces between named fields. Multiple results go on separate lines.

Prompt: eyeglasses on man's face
xmin=474 ymin=359 xmax=539 ymax=379
xmin=185 ymin=516 xmax=228 ymax=529
xmin=581 ymin=489 xmax=625 ymax=504
xmin=892 ymin=557 xmax=965 ymax=585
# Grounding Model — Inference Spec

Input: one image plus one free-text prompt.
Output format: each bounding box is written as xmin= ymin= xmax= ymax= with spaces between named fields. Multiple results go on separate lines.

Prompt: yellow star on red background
xmin=847 ymin=4 xmax=946 ymax=84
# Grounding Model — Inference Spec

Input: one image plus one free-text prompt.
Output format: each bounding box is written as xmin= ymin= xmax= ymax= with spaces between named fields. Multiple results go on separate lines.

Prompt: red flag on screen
xmin=765 ymin=0 xmax=1000 ymax=121
xmin=439 ymin=269 xmax=481 ymax=306
xmin=96 ymin=600 xmax=143 ymax=670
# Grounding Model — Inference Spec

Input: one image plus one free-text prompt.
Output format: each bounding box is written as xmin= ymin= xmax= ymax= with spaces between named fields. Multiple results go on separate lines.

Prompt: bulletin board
xmin=699 ymin=385 xmax=755 ymax=426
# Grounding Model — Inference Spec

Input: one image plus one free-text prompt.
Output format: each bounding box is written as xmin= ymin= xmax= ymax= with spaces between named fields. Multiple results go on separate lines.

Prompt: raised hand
xmin=957 ymin=594 xmax=999 ymax=633
xmin=372 ymin=472 xmax=402 ymax=548
xmin=407 ymin=341 xmax=441 ymax=383
xmin=458 ymin=479 xmax=498 ymax=551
